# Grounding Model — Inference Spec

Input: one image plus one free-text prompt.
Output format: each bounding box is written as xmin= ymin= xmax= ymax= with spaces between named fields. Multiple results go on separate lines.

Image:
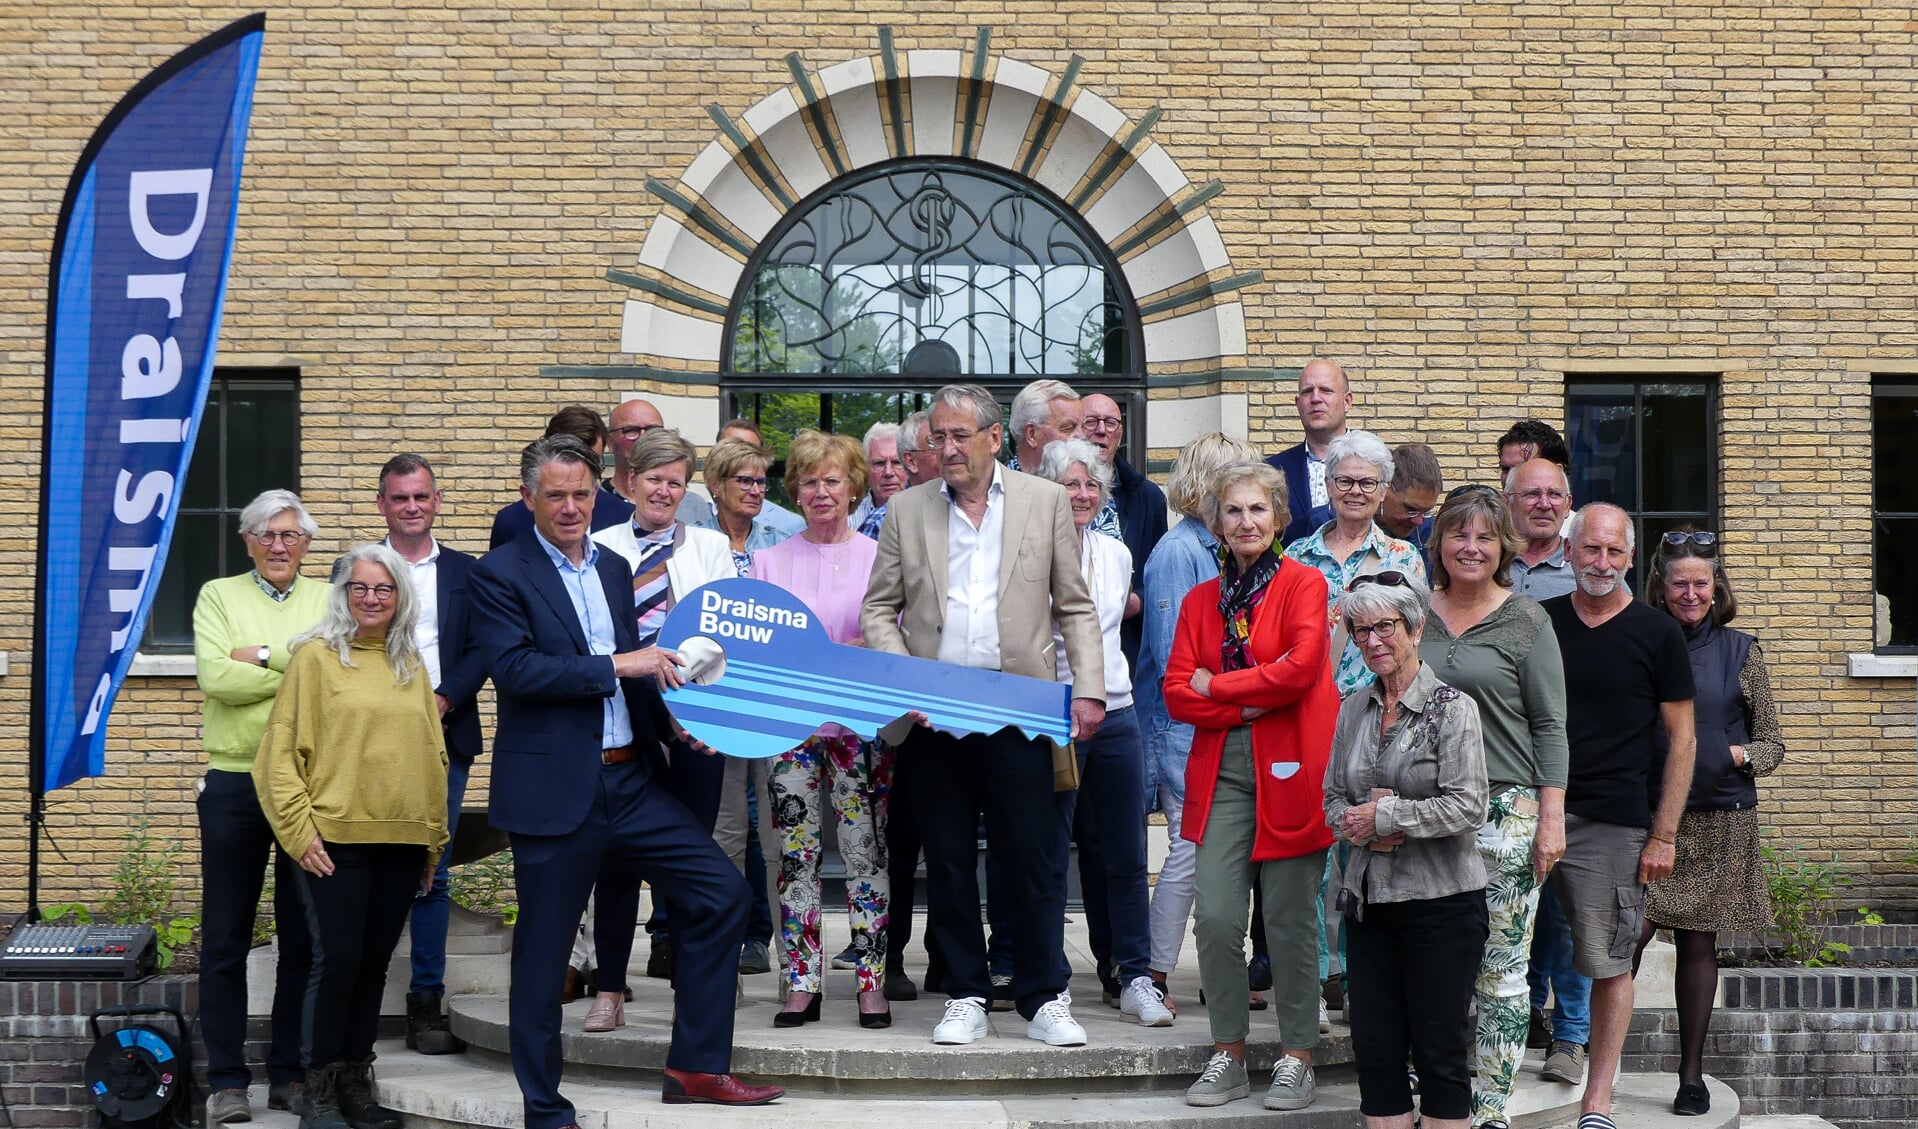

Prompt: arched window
xmin=721 ymin=159 xmax=1143 ymax=458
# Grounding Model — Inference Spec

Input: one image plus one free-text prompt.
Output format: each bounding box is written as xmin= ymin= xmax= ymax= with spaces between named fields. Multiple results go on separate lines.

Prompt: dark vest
xmin=1653 ymin=618 xmax=1757 ymax=812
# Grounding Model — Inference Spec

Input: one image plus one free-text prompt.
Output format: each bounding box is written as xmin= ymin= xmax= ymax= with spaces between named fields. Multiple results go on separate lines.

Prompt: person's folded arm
xmin=1205 ymin=571 xmax=1332 ymax=709
xmin=193 ymin=587 xmax=282 ymax=706
xmin=1376 ymin=692 xmax=1489 ymax=839
xmin=1164 ymin=591 xmax=1247 ymax=730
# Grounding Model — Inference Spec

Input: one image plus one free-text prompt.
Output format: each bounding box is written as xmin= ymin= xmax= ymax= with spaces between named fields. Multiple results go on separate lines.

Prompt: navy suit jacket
xmin=1268 ymin=443 xmax=1335 ymax=547
xmin=468 ymin=534 xmax=675 ymax=837
xmin=432 ymin=546 xmax=488 ymax=767
xmin=488 ymin=483 xmax=633 ymax=551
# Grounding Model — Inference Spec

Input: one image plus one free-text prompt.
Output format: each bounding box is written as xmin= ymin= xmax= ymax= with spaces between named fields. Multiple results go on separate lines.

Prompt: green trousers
xmin=1193 ymin=726 xmax=1327 ymax=1049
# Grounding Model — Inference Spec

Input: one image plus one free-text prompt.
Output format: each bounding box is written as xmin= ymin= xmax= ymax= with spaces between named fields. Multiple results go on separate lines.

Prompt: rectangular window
xmin=144 ymin=368 xmax=300 ymax=651
xmin=1873 ymin=377 xmax=1918 ymax=651
xmin=1564 ymin=377 xmax=1718 ymax=580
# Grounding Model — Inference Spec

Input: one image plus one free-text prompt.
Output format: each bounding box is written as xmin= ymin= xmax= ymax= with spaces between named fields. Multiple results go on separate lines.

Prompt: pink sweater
xmin=747 ymin=532 xmax=877 ymax=646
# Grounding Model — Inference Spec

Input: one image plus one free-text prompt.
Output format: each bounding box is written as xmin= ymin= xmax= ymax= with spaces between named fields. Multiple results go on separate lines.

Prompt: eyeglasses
xmin=1080 ymin=415 xmax=1122 ymax=432
xmin=1446 ymin=484 xmax=1502 ymax=503
xmin=1350 ymin=617 xmax=1404 ymax=642
xmin=1660 ymin=530 xmax=1718 ymax=550
xmin=796 ymin=476 xmax=846 ymax=493
xmin=249 ymin=530 xmax=309 ymax=547
xmin=729 ymin=475 xmax=769 ymax=493
xmin=927 ymin=429 xmax=980 ymax=449
xmin=1348 ymin=570 xmax=1414 ymax=592
xmin=1333 ymin=475 xmax=1382 ymax=496
xmin=612 ymin=424 xmax=660 ymax=441
xmin=1510 ymin=488 xmax=1570 ymax=506
xmin=346 ymin=582 xmax=397 ymax=602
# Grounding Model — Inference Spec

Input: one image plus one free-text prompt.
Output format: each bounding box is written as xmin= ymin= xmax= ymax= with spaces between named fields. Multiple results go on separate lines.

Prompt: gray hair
xmin=292 ymin=543 xmax=424 ymax=685
xmin=520 ymin=434 xmax=601 ymax=491
xmin=1566 ymin=501 xmax=1636 ymax=554
xmin=1035 ymin=438 xmax=1113 ymax=508
xmin=1166 ymin=433 xmax=1262 ymax=519
xmin=625 ymin=427 xmax=698 ymax=477
xmin=931 ymin=384 xmax=1001 ymax=431
xmin=238 ymin=489 xmax=316 ymax=539
xmin=1503 ymin=459 xmax=1571 ymax=495
xmin=899 ymin=408 xmax=932 ymax=453
xmin=1341 ymin=572 xmax=1431 ymax=636
xmin=1199 ymin=461 xmax=1289 ymax=540
xmin=1390 ymin=443 xmax=1442 ymax=493
xmin=1323 ymin=429 xmax=1395 ymax=494
xmin=1009 ymin=378 xmax=1079 ymax=440
xmin=862 ymin=421 xmax=904 ymax=460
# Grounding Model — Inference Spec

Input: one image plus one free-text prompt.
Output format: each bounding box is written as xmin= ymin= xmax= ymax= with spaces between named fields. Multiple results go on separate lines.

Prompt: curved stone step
xmin=372 ymin=1038 xmax=1740 ymax=1129
xmin=447 ymin=970 xmax=1354 ymax=1093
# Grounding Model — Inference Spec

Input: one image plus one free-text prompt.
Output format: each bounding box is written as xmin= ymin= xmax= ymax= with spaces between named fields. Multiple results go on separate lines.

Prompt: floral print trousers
xmin=768 ymin=733 xmax=892 ymax=994
xmin=1473 ymin=789 xmax=1542 ymax=1127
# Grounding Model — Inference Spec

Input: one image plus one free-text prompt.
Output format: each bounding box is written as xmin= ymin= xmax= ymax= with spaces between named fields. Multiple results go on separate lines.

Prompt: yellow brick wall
xmin=2 ymin=2 xmax=1914 ymax=910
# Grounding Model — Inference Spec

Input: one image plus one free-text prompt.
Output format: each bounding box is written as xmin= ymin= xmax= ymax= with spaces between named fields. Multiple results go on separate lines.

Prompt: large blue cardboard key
xmin=656 ymin=577 xmax=1072 ymax=758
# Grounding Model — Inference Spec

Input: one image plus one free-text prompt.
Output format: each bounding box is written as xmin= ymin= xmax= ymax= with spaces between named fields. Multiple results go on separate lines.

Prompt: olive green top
xmin=1419 ymin=593 xmax=1569 ymax=792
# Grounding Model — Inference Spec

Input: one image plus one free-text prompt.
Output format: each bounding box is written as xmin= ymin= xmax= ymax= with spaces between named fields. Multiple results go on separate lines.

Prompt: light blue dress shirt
xmin=1135 ymin=518 xmax=1221 ymax=807
xmin=533 ymin=528 xmax=633 ymax=749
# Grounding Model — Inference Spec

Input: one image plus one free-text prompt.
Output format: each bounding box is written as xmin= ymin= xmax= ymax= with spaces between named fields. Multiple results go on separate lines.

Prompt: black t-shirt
xmin=1543 ymin=595 xmax=1696 ymax=828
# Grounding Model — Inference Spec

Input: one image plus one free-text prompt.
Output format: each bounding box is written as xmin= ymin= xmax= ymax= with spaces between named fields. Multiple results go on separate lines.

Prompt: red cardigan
xmin=1165 ymin=557 xmax=1339 ymax=861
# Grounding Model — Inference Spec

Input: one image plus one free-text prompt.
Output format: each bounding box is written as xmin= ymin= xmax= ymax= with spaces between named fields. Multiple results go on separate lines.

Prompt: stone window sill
xmin=1848 ymin=652 xmax=1917 ymax=678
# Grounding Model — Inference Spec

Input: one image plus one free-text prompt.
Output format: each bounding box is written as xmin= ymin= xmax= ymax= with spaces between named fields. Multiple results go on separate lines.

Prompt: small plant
xmin=43 ymin=815 xmax=199 ymax=970
xmin=449 ymin=849 xmax=518 ymax=924
xmin=1761 ymin=840 xmax=1855 ymax=966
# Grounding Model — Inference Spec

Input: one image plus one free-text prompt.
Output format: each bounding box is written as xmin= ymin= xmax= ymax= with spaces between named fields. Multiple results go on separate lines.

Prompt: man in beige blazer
xmin=862 ymin=383 xmax=1106 ymax=1050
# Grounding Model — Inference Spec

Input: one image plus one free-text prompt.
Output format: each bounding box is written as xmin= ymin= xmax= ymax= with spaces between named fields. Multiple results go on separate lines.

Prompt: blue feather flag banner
xmin=35 ymin=15 xmax=266 ymax=791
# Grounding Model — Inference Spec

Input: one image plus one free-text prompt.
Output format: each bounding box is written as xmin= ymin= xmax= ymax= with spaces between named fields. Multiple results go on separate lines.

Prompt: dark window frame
xmin=1871 ymin=376 xmax=1918 ymax=654
xmin=1563 ymin=374 xmax=1720 ymax=582
xmin=142 ymin=366 xmax=301 ymax=653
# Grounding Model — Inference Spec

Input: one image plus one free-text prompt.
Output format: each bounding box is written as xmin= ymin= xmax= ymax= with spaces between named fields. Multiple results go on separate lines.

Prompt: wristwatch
xmin=258 ymin=645 xmax=271 ymax=668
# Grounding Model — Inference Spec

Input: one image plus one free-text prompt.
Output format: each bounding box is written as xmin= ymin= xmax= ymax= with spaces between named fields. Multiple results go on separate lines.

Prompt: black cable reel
xmin=83 ymin=1005 xmax=196 ymax=1129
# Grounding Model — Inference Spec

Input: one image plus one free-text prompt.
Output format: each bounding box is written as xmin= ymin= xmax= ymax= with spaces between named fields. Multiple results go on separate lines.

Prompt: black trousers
xmin=596 ymin=743 xmax=727 ymax=990
xmin=884 ymin=739 xmax=941 ymax=977
xmin=293 ymin=843 xmax=426 ymax=1067
xmin=905 ymin=725 xmax=1065 ymax=1020
xmin=1345 ymin=889 xmax=1489 ymax=1120
xmin=196 ymin=769 xmax=311 ymax=1090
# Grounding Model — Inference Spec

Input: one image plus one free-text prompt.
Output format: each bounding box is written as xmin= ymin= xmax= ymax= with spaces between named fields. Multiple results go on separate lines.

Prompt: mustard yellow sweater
xmin=253 ymin=636 xmax=448 ymax=864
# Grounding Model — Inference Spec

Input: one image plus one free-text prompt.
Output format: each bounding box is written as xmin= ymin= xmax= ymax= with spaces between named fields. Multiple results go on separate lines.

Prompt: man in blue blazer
xmin=377 ymin=454 xmax=489 ymax=1056
xmin=1266 ymin=358 xmax=1353 ymax=546
xmin=469 ymin=436 xmax=782 ymax=1122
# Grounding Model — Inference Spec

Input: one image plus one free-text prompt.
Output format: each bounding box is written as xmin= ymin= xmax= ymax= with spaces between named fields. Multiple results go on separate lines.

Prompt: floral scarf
xmin=1216 ymin=544 xmax=1281 ymax=672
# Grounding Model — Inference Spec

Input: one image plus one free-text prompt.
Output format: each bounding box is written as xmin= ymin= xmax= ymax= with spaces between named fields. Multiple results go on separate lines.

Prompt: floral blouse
xmin=1283 ymin=520 xmax=1429 ymax=697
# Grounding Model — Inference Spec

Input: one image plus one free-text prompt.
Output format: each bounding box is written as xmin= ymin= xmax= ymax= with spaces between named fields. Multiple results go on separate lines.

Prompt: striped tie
xmin=632 ymin=526 xmax=676 ymax=646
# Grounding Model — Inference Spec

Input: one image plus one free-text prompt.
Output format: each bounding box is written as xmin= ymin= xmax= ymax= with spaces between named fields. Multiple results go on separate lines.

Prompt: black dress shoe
xmin=646 ymin=944 xmax=674 ymax=981
xmin=883 ymin=971 xmax=919 ymax=1002
xmin=1673 ymin=1082 xmax=1711 ymax=1116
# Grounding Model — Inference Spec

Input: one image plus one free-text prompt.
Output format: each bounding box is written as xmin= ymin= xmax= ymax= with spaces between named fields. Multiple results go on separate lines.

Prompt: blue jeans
xmin=410 ymin=759 xmax=470 ymax=994
xmin=1527 ymin=883 xmax=1591 ymax=1044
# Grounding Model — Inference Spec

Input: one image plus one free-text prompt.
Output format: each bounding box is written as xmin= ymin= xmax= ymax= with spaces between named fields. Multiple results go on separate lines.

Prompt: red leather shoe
xmin=660 ymin=1069 xmax=784 ymax=1106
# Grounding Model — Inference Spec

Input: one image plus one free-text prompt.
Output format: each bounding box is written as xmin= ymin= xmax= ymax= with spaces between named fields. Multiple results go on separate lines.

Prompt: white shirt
xmin=1055 ymin=529 xmax=1133 ymax=709
xmin=387 ymin=535 xmax=442 ymax=689
xmin=938 ymin=465 xmax=1007 ymax=670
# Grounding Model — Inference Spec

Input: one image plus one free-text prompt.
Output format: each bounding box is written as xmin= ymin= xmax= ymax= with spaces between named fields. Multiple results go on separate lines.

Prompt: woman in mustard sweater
xmin=254 ymin=544 xmax=447 ymax=1129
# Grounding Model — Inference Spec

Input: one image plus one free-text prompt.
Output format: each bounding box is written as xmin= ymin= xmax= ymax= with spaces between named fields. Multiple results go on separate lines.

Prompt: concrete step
xmin=370 ymin=1039 xmax=1738 ymax=1129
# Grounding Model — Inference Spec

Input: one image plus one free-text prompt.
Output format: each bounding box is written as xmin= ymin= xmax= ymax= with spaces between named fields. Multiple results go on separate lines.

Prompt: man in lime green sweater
xmin=194 ymin=490 xmax=330 ymax=1125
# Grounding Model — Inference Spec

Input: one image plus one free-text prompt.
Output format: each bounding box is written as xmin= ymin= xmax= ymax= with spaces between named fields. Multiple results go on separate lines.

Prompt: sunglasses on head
xmin=1445 ymin=484 xmax=1501 ymax=503
xmin=1347 ymin=570 xmax=1414 ymax=593
xmin=1659 ymin=530 xmax=1718 ymax=551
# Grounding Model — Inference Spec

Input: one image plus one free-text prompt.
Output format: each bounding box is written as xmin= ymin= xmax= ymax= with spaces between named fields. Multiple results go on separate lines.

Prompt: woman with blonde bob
xmin=255 ymin=544 xmax=448 ymax=1129
xmin=1417 ymin=486 xmax=1569 ymax=1129
xmin=699 ymin=436 xmax=789 ymax=575
xmin=748 ymin=430 xmax=893 ymax=1028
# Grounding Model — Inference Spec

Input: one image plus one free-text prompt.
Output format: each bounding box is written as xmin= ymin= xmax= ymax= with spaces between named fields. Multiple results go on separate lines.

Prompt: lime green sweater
xmin=252 ymin=637 xmax=449 ymax=863
xmin=193 ymin=573 xmax=330 ymax=773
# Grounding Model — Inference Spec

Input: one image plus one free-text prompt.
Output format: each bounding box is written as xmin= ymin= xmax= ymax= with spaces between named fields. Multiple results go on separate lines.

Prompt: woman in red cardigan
xmin=1166 ymin=460 xmax=1341 ymax=1114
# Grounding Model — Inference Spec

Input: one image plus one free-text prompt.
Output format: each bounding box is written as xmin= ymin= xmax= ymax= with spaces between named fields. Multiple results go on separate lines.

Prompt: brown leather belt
xmin=601 ymin=743 xmax=641 ymax=765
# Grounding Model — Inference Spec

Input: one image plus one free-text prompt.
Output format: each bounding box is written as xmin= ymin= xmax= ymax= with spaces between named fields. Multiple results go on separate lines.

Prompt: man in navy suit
xmin=1266 ymin=358 xmax=1353 ymax=545
xmin=468 ymin=436 xmax=782 ymax=1121
xmin=378 ymin=454 xmax=488 ymax=1055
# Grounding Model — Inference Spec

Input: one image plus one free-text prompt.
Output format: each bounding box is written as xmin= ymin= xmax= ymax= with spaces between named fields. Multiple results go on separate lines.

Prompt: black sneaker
xmin=990 ymin=973 xmax=1017 ymax=1013
xmin=1247 ymin=954 xmax=1273 ymax=992
xmin=883 ymin=970 xmax=919 ymax=1002
xmin=646 ymin=942 xmax=675 ymax=980
xmin=830 ymin=944 xmax=858 ymax=971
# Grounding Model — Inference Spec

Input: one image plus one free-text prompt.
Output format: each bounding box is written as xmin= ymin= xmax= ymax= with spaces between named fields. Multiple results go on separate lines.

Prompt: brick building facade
xmin=3 ymin=4 xmax=1915 ymax=907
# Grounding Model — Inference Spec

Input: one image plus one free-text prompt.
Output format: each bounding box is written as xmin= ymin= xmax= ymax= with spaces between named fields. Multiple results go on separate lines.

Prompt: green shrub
xmin=43 ymin=815 xmax=199 ymax=970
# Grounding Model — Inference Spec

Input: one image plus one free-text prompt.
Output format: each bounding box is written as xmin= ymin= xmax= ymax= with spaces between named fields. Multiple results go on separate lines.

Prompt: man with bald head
xmin=1265 ymin=359 xmax=1353 ymax=544
xmin=1078 ymin=393 xmax=1165 ymax=668
xmin=609 ymin=397 xmax=714 ymax=524
xmin=1505 ymin=457 xmax=1577 ymax=601
xmin=1539 ymin=503 xmax=1696 ymax=1129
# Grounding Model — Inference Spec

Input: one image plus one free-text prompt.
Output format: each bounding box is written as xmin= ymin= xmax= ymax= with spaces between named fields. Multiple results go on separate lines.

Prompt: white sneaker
xmin=932 ymin=997 xmax=990 ymax=1045
xmin=1120 ymin=975 xmax=1174 ymax=1027
xmin=1024 ymin=994 xmax=1087 ymax=1046
xmin=1319 ymin=997 xmax=1332 ymax=1033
